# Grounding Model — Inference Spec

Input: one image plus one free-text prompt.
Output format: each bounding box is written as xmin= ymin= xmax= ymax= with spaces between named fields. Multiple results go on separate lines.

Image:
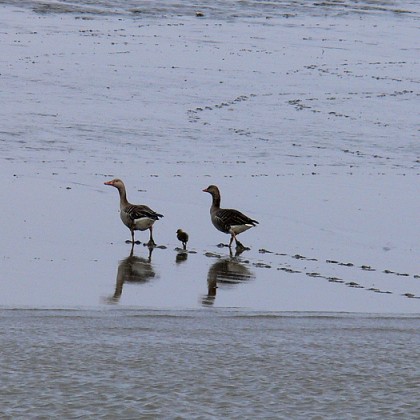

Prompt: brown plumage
xmin=104 ymin=178 xmax=163 ymax=246
xmin=203 ymin=185 xmax=258 ymax=249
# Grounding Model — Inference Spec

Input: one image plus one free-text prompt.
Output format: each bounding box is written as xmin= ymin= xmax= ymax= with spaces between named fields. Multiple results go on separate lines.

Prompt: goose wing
xmin=215 ymin=208 xmax=258 ymax=230
xmin=124 ymin=204 xmax=163 ymax=221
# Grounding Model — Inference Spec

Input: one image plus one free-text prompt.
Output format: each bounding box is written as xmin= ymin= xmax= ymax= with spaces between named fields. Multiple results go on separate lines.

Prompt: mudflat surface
xmin=0 ymin=2 xmax=419 ymax=312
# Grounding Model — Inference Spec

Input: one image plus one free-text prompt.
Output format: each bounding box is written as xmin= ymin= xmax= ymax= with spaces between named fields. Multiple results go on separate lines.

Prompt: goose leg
xmin=127 ymin=229 xmax=141 ymax=245
xmin=126 ymin=229 xmax=135 ymax=244
xmin=233 ymin=232 xmax=245 ymax=249
xmin=229 ymin=235 xmax=234 ymax=248
xmin=147 ymin=226 xmax=156 ymax=247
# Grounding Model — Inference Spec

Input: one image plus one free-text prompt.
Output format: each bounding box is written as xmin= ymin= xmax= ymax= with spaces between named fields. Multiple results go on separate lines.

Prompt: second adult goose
xmin=203 ymin=185 xmax=258 ymax=249
xmin=104 ymin=178 xmax=163 ymax=246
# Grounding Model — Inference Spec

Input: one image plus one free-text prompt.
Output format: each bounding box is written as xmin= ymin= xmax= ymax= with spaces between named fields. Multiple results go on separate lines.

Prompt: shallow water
xmin=1 ymin=310 xmax=419 ymax=418
xmin=0 ymin=1 xmax=419 ymax=416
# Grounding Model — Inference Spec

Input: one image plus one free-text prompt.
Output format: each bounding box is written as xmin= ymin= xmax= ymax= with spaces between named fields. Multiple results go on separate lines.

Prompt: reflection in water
xmin=202 ymin=253 xmax=255 ymax=306
xmin=106 ymin=246 xmax=156 ymax=304
xmin=175 ymin=249 xmax=188 ymax=264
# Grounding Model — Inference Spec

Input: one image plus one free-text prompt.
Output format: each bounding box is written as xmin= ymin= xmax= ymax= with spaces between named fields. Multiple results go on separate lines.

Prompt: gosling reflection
xmin=175 ymin=249 xmax=188 ymax=264
xmin=107 ymin=246 xmax=156 ymax=304
xmin=202 ymin=253 xmax=255 ymax=306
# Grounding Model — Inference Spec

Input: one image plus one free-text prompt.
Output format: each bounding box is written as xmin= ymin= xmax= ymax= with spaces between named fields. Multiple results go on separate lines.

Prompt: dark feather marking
xmin=215 ymin=208 xmax=258 ymax=230
xmin=124 ymin=205 xmax=163 ymax=221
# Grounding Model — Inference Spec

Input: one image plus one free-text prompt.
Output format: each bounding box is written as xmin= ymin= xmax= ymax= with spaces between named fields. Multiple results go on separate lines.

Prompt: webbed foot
xmin=126 ymin=240 xmax=141 ymax=245
xmin=235 ymin=241 xmax=250 ymax=251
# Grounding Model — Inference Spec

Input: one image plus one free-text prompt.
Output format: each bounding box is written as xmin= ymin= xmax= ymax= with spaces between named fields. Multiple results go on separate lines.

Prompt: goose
xmin=176 ymin=229 xmax=189 ymax=249
xmin=203 ymin=185 xmax=258 ymax=249
xmin=104 ymin=178 xmax=163 ymax=246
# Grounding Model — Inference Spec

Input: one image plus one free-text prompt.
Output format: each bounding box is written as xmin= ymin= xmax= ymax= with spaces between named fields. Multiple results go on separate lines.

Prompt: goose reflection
xmin=107 ymin=245 xmax=156 ymax=304
xmin=202 ymin=252 xmax=255 ymax=306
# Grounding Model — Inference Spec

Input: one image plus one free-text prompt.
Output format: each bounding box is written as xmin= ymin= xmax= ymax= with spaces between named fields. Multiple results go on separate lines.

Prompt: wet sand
xmin=0 ymin=4 xmax=419 ymax=312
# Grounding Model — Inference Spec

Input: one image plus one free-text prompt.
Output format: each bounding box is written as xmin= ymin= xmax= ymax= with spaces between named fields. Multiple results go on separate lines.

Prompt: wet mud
xmin=0 ymin=2 xmax=419 ymax=312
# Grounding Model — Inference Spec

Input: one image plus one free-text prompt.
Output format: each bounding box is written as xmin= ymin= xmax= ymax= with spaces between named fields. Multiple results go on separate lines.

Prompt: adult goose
xmin=203 ymin=185 xmax=258 ymax=249
xmin=104 ymin=178 xmax=163 ymax=247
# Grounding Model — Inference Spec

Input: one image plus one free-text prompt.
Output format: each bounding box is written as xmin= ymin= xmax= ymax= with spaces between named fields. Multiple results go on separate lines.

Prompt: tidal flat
xmin=0 ymin=2 xmax=419 ymax=312
xmin=1 ymin=2 xmax=420 ymax=418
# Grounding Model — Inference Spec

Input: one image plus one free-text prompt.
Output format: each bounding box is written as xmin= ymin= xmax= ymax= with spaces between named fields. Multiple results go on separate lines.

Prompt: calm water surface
xmin=1 ymin=310 xmax=419 ymax=418
xmin=1 ymin=0 xmax=419 ymax=417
